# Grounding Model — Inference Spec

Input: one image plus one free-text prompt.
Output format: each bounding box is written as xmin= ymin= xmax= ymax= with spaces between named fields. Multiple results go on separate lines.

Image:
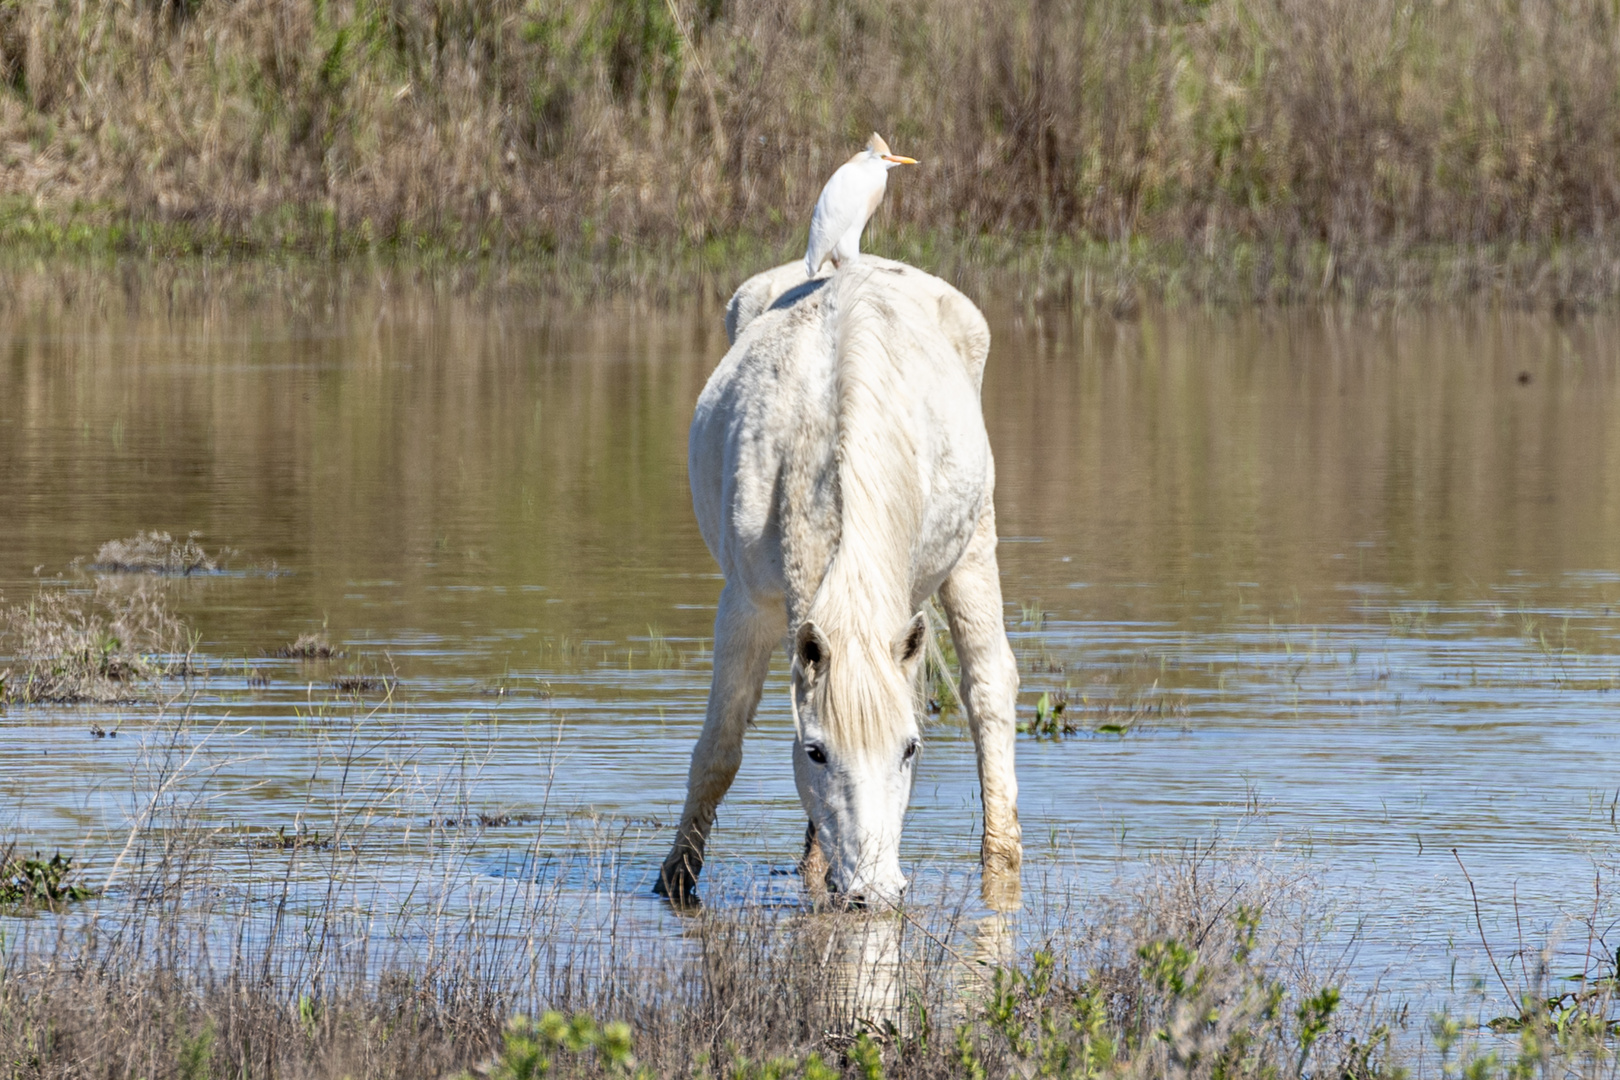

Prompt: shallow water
xmin=2 ymin=280 xmax=1618 ymax=1017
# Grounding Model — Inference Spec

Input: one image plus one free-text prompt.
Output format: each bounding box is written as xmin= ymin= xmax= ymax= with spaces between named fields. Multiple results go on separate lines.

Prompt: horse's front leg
xmin=939 ymin=499 xmax=1022 ymax=904
xmin=656 ymin=581 xmax=782 ymax=903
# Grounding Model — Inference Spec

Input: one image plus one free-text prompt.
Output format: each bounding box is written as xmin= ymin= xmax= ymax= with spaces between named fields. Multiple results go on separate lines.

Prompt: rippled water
xmin=3 ymin=279 xmax=1618 ymax=1014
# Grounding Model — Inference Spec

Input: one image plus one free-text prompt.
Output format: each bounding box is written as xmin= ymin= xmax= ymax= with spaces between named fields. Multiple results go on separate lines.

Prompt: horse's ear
xmin=796 ymin=621 xmax=830 ymax=675
xmin=895 ymin=612 xmax=928 ymax=667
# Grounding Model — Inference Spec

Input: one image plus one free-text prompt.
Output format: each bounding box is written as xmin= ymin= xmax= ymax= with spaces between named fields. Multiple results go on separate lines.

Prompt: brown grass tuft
xmin=90 ymin=531 xmax=223 ymax=576
xmin=275 ymin=631 xmax=343 ymax=660
xmin=0 ymin=578 xmax=195 ymax=704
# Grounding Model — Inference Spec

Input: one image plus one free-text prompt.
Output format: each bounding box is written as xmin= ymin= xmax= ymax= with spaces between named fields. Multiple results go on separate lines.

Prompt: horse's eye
xmin=805 ymin=743 xmax=829 ymax=765
xmin=902 ymin=739 xmax=919 ymax=763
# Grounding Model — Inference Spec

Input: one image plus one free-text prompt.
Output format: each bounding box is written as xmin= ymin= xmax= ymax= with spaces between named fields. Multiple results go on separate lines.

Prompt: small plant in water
xmin=644 ymin=625 xmax=678 ymax=668
xmin=1018 ymin=600 xmax=1048 ymax=630
xmin=276 ymin=631 xmax=343 ymax=659
xmin=1021 ymin=689 xmax=1070 ymax=737
xmin=1020 ymin=680 xmax=1190 ymax=738
xmin=0 ymin=851 xmax=95 ymax=906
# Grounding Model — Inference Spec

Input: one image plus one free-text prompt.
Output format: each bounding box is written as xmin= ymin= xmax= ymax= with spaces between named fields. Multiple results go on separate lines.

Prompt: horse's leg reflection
xmin=799 ymin=913 xmax=904 ymax=1037
xmin=803 ymin=907 xmax=1016 ymax=1038
xmin=980 ymin=858 xmax=1022 ymax=913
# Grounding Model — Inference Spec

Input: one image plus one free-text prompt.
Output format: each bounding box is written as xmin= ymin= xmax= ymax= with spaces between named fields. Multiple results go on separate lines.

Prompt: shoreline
xmin=1 ymin=204 xmax=1617 ymax=312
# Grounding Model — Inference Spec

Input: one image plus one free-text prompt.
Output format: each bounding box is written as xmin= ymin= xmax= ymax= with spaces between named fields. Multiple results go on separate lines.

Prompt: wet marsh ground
xmin=3 ymin=275 xmax=1620 ymax=1075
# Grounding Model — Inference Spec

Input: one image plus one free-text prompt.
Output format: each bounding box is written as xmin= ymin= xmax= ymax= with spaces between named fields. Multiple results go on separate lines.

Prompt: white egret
xmin=804 ymin=133 xmax=917 ymax=277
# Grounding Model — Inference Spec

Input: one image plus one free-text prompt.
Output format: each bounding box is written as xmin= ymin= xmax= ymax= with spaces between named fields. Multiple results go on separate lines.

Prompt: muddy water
xmin=2 ymin=280 xmax=1618 ymax=1010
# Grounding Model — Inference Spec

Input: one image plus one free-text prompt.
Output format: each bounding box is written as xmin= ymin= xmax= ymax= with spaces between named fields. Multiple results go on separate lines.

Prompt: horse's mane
xmin=801 ymin=267 xmax=929 ymax=752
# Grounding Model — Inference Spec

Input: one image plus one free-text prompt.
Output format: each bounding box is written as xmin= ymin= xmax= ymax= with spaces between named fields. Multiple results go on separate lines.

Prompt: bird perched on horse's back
xmin=804 ymin=133 xmax=917 ymax=277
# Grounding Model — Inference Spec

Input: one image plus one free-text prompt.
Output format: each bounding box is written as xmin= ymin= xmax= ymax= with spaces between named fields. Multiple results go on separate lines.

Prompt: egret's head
xmin=865 ymin=132 xmax=917 ymax=170
xmin=790 ymin=611 xmax=928 ymax=908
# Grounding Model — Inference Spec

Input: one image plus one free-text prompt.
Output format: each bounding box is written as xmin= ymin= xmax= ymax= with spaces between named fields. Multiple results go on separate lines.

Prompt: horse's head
xmin=790 ymin=611 xmax=927 ymax=907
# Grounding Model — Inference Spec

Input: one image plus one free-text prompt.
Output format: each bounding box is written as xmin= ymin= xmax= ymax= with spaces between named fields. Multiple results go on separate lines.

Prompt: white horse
xmin=657 ymin=257 xmax=1021 ymax=907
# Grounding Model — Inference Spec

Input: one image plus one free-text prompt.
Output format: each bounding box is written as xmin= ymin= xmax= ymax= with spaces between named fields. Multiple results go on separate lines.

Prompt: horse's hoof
xmin=655 ymin=864 xmax=701 ymax=909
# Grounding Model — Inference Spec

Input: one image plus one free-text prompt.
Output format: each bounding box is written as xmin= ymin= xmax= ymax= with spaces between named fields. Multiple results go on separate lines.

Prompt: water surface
xmin=3 ymin=280 xmax=1618 ymax=1014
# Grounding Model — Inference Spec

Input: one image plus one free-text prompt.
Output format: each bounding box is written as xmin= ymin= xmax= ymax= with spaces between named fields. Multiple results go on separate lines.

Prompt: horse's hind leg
xmin=657 ymin=581 xmax=782 ymax=903
xmin=938 ymin=499 xmax=1022 ymax=899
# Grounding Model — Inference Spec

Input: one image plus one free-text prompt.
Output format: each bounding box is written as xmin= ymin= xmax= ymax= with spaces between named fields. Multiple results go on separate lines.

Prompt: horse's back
xmin=693 ymin=259 xmax=992 ymax=607
xmin=725 ymin=259 xmax=990 ymax=389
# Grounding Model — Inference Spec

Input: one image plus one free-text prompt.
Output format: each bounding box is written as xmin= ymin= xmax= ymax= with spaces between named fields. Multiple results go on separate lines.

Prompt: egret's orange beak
xmin=883 ymin=155 xmax=918 ymax=165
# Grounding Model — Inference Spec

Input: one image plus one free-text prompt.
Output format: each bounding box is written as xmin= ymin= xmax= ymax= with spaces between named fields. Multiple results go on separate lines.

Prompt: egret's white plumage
xmin=804 ymin=133 xmax=916 ymax=277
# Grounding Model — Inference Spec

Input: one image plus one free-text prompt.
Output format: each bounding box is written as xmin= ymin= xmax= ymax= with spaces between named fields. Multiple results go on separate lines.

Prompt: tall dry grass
xmin=0 ymin=0 xmax=1617 ymax=298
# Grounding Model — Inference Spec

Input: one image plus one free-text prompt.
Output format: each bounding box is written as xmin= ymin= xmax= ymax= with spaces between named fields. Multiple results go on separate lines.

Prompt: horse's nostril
xmin=843 ymin=893 xmax=869 ymax=910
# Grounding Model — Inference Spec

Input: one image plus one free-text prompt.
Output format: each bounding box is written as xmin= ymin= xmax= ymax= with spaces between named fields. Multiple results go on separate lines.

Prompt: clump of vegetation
xmin=276 ymin=632 xmax=343 ymax=660
xmin=90 ymin=531 xmax=225 ymax=576
xmin=464 ymin=1012 xmax=640 ymax=1080
xmin=436 ymin=812 xmax=541 ymax=830
xmin=332 ymin=674 xmax=393 ymax=695
xmin=241 ymin=825 xmax=332 ymax=851
xmin=1021 ymin=687 xmax=1188 ymax=737
xmin=0 ymin=851 xmax=95 ymax=906
xmin=0 ymin=579 xmax=194 ymax=704
xmin=949 ymin=911 xmax=1361 ymax=1080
